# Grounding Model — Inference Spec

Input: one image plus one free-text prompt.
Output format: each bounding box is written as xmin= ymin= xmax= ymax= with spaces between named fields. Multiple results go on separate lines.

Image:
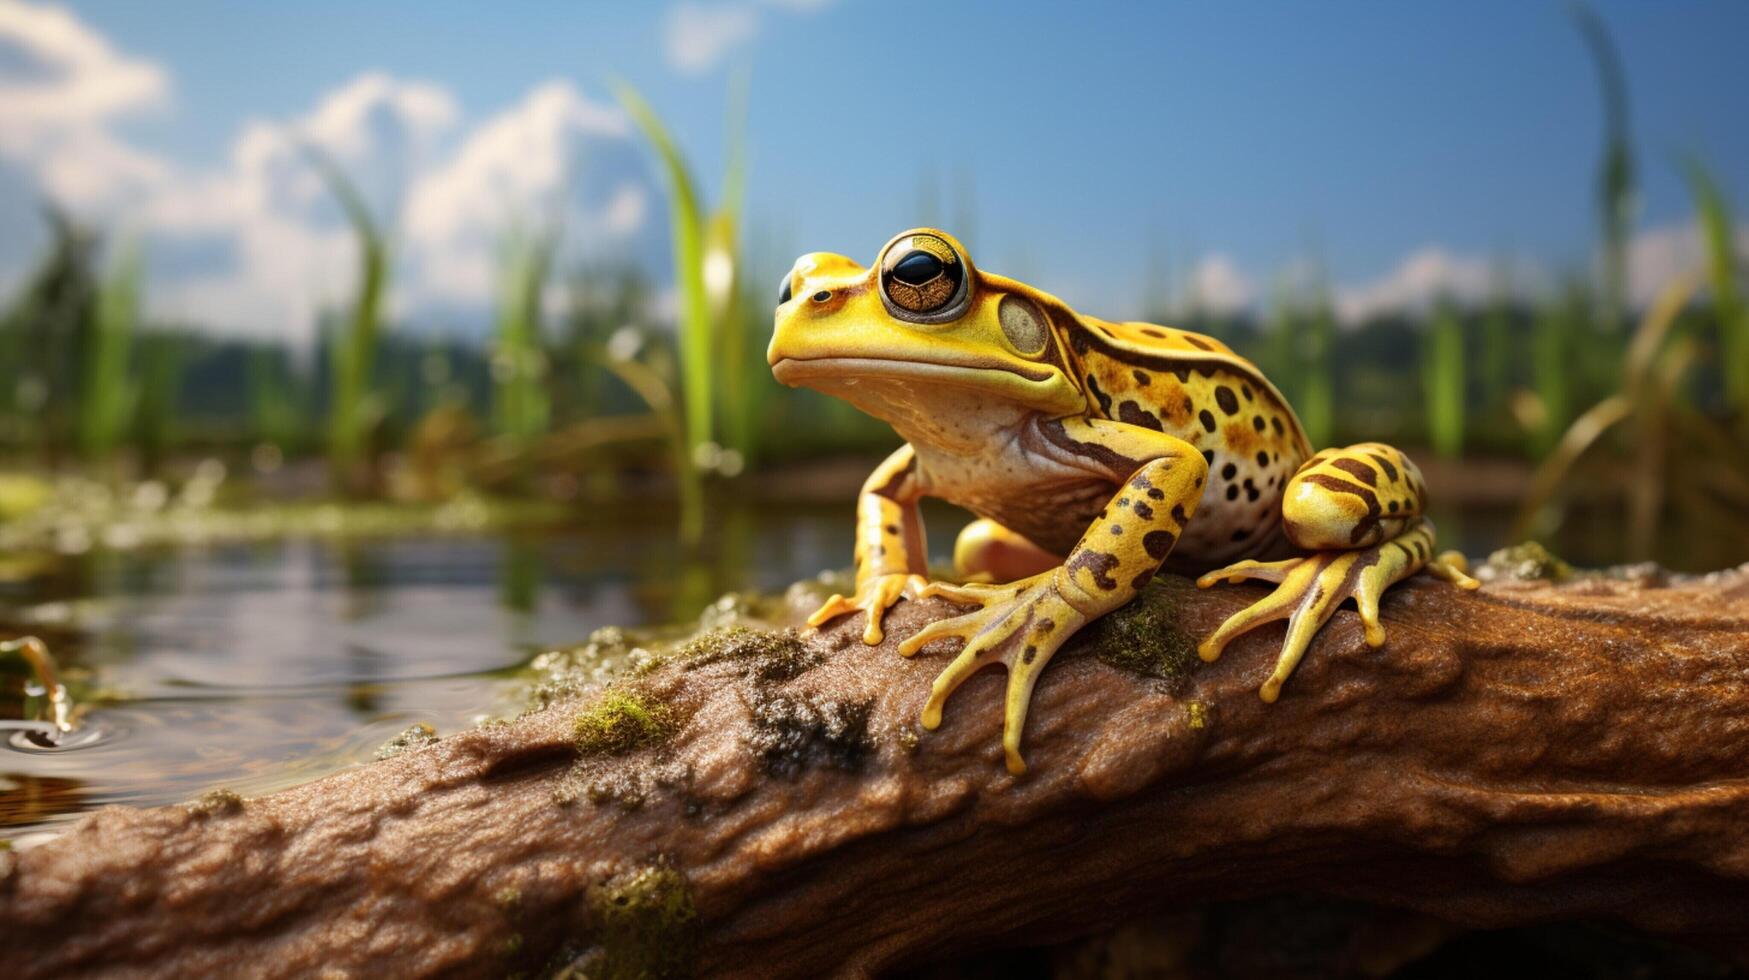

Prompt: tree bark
xmin=4 ymin=563 xmax=1749 ymax=978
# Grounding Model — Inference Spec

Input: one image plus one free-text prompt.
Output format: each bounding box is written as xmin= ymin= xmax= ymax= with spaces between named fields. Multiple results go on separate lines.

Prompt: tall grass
xmin=1572 ymin=1 xmax=1636 ymax=334
xmin=1529 ymin=287 xmax=1577 ymax=457
xmin=1422 ymin=299 xmax=1465 ymax=456
xmin=1685 ymin=159 xmax=1748 ymax=415
xmin=589 ymin=330 xmax=702 ymax=544
xmin=1478 ymin=261 xmax=1513 ymax=414
xmin=613 ymin=82 xmax=713 ymax=467
xmin=79 ymin=240 xmax=140 ymax=461
xmin=247 ymin=346 xmax=303 ymax=452
xmin=132 ymin=331 xmax=182 ymax=475
xmin=493 ymin=225 xmax=556 ymax=449
xmin=304 ymin=145 xmax=389 ymax=494
xmin=614 ymin=79 xmax=762 ymax=539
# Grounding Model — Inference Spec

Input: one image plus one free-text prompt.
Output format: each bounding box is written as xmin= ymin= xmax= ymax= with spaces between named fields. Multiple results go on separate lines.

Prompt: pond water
xmin=0 ymin=499 xmax=858 ymax=840
xmin=0 ymin=494 xmax=1721 ymax=840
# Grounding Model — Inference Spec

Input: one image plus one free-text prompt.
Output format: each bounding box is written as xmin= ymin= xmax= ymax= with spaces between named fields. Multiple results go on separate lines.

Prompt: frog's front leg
xmin=1197 ymin=443 xmax=1479 ymax=702
xmin=807 ymin=444 xmax=930 ymax=644
xmin=897 ymin=420 xmax=1208 ymax=774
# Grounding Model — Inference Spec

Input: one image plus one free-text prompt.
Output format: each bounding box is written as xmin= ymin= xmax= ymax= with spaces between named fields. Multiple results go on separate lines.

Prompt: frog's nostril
xmin=811 ymin=290 xmax=832 ymax=303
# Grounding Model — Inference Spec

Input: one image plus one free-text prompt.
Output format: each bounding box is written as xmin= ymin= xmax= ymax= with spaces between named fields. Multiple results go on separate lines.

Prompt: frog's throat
xmin=771 ymin=356 xmax=1083 ymax=417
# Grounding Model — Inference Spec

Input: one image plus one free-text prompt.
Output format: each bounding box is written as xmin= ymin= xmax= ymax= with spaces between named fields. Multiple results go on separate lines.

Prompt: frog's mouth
xmin=771 ymin=355 xmax=1054 ymax=388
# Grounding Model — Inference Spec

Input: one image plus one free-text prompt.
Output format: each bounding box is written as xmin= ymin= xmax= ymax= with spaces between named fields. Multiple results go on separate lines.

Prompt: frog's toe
xmin=807 ymin=572 xmax=928 ymax=645
xmin=1427 ymin=550 xmax=1481 ymax=590
xmin=902 ymin=572 xmax=1088 ymax=775
xmin=1198 ymin=518 xmax=1471 ymax=701
xmin=1194 ymin=556 xmax=1303 ymax=589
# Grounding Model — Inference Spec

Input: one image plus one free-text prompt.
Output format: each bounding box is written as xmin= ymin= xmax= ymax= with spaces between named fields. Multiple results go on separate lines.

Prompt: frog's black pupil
xmin=892 ymin=251 xmax=944 ymax=286
xmin=777 ymin=276 xmax=793 ymax=305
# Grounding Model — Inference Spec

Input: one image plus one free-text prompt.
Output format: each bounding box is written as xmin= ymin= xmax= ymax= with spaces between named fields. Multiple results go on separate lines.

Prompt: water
xmin=0 ymin=500 xmax=857 ymax=840
xmin=0 ymin=493 xmax=1734 ymax=841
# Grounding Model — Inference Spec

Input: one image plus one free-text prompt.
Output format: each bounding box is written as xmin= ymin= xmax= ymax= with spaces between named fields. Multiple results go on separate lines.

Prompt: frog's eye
xmin=777 ymin=273 xmax=793 ymax=307
xmin=879 ymin=233 xmax=969 ymax=323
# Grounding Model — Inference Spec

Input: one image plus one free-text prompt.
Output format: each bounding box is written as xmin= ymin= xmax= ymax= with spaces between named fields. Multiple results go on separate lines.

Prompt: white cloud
xmin=0 ymin=1 xmax=172 ymax=211
xmin=1624 ymin=220 xmax=1749 ymax=309
xmin=661 ymin=0 xmax=833 ymax=75
xmin=401 ymin=80 xmax=657 ymax=312
xmin=1184 ymin=253 xmax=1251 ymax=315
xmin=664 ymin=3 xmax=760 ymax=74
xmin=144 ymin=73 xmax=464 ymax=340
xmin=0 ymin=4 xmax=668 ymax=344
xmin=1332 ymin=247 xmax=1499 ymax=323
xmin=0 ymin=2 xmax=167 ymax=124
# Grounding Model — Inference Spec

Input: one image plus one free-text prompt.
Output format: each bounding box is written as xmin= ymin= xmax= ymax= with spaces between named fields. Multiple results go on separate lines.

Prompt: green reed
xmin=1685 ymin=159 xmax=1748 ymax=415
xmin=613 ymin=82 xmax=714 ymax=466
xmin=1529 ymin=286 xmax=1577 ymax=457
xmin=1422 ymin=299 xmax=1465 ymax=457
xmin=304 ymin=145 xmax=389 ymax=494
xmin=1572 ymin=2 xmax=1635 ymax=335
xmin=78 ymin=240 xmax=139 ymax=461
xmin=493 ymin=224 xmax=556 ymax=449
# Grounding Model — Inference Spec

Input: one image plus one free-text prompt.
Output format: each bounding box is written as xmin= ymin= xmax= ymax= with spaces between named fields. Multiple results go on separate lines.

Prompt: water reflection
xmin=0 ymin=498 xmax=857 ymax=837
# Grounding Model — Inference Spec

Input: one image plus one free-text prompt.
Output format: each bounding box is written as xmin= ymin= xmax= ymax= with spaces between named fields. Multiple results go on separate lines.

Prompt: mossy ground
xmin=573 ymin=689 xmax=675 ymax=756
xmin=1478 ymin=541 xmax=1573 ymax=582
xmin=746 ymin=689 xmax=874 ymax=778
xmin=1077 ymin=578 xmax=1200 ymax=684
xmin=579 ymin=863 xmax=698 ymax=980
xmin=375 ymin=722 xmax=439 ymax=760
xmin=186 ymin=788 xmax=244 ymax=818
xmin=680 ymin=625 xmax=819 ymax=682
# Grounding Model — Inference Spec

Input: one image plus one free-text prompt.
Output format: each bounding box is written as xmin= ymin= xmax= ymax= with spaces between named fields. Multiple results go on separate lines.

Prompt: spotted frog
xmin=769 ymin=229 xmax=1477 ymax=774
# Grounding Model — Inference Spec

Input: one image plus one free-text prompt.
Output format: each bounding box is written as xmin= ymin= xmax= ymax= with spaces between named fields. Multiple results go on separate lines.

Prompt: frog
xmin=769 ymin=228 xmax=1478 ymax=775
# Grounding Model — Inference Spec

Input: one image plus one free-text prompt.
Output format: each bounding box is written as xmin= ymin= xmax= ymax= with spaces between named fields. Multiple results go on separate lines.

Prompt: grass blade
xmin=303 ymin=143 xmax=389 ymax=495
xmin=1684 ymin=158 xmax=1748 ymax=414
xmin=80 ymin=239 xmax=140 ymax=461
xmin=613 ymin=81 xmax=712 ymax=464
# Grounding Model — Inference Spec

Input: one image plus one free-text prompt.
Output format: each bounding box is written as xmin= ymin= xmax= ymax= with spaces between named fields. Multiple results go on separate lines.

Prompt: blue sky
xmin=1 ymin=0 xmax=1745 ymax=339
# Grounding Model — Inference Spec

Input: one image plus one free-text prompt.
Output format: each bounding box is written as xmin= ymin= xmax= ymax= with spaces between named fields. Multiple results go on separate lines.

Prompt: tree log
xmin=5 ymin=562 xmax=1749 ymax=978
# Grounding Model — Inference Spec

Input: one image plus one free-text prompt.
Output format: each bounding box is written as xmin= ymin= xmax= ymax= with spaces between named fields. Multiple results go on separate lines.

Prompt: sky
xmin=1 ymin=0 xmax=1746 ymax=344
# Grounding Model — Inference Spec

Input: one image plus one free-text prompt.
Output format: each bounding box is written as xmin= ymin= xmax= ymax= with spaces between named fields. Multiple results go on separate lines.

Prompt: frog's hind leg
xmin=1196 ymin=444 xmax=1479 ymax=702
xmin=953 ymin=518 xmax=1061 ymax=583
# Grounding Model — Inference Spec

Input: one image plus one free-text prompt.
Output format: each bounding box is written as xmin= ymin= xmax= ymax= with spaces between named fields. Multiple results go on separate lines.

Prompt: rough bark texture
xmin=5 ymin=563 xmax=1749 ymax=978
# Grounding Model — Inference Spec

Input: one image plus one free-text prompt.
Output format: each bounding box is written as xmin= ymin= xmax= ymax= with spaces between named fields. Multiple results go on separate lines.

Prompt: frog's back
xmin=1061 ymin=316 xmax=1312 ymax=565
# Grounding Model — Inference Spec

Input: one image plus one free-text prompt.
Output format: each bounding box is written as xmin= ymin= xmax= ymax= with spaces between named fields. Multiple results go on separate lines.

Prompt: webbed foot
xmin=807 ymin=572 xmax=930 ymax=645
xmin=1195 ymin=518 xmax=1478 ymax=702
xmin=897 ymin=571 xmax=1089 ymax=774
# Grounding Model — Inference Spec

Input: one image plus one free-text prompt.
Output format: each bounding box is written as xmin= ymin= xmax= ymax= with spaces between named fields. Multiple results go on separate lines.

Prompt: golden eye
xmin=998 ymin=294 xmax=1048 ymax=355
xmin=879 ymin=233 xmax=969 ymax=322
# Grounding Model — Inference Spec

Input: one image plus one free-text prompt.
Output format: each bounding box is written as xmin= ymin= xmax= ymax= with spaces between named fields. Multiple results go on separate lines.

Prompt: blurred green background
xmin=1 ymin=1 xmax=1745 ymax=573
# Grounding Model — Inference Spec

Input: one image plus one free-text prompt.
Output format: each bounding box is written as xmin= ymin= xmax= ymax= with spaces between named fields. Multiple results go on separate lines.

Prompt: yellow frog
xmin=770 ymin=229 xmax=1478 ymax=774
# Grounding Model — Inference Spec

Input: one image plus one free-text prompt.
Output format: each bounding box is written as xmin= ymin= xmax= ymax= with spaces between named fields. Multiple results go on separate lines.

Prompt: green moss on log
xmin=1083 ymin=579 xmax=1199 ymax=681
xmin=582 ymin=863 xmax=698 ymax=980
xmin=574 ymin=689 xmax=675 ymax=756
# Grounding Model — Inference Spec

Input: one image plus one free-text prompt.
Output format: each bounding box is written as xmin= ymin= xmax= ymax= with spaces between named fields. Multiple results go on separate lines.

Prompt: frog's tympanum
xmin=770 ymin=229 xmax=1479 ymax=774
